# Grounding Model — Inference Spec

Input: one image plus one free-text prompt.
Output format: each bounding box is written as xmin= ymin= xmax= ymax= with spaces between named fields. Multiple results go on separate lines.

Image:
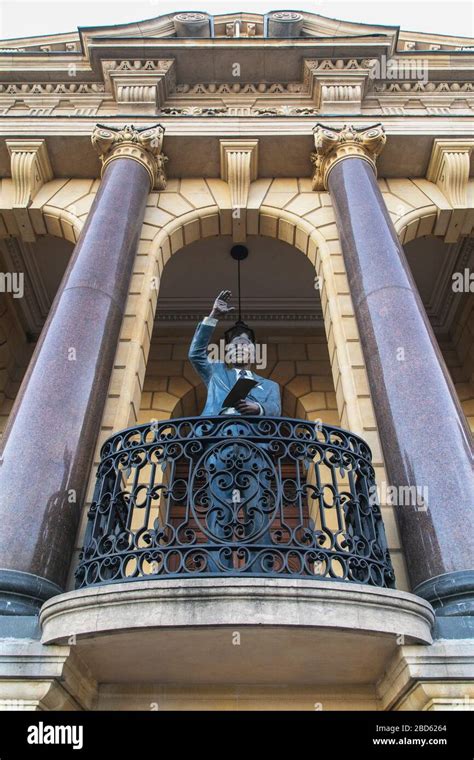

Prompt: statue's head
xmin=225 ymin=320 xmax=255 ymax=366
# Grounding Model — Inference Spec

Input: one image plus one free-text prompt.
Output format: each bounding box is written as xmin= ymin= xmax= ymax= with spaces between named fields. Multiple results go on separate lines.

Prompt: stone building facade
xmin=0 ymin=10 xmax=473 ymax=710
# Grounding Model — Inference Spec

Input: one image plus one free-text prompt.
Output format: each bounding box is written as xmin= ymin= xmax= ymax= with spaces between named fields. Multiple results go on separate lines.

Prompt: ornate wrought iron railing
xmin=75 ymin=416 xmax=395 ymax=589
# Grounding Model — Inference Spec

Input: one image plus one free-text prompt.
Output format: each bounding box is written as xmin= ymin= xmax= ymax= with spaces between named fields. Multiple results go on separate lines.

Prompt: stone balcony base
xmin=40 ymin=577 xmax=434 ymax=687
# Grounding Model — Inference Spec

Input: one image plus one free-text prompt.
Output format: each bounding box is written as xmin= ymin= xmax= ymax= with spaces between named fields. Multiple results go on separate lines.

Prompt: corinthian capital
xmin=311 ymin=123 xmax=386 ymax=190
xmin=92 ymin=123 xmax=167 ymax=190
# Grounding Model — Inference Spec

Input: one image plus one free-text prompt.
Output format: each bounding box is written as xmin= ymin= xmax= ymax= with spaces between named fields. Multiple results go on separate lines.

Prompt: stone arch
xmin=34 ymin=204 xmax=83 ymax=244
xmin=145 ymin=201 xmax=366 ymax=436
xmin=394 ymin=203 xmax=474 ymax=435
xmin=72 ymin=181 xmax=410 ymax=592
xmin=395 ymin=205 xmax=439 ymax=244
xmin=394 ymin=205 xmax=473 ymax=246
xmin=374 ymin=176 xmax=473 ymax=248
xmin=401 ymin=210 xmax=474 ymax=433
xmin=0 ymin=177 xmax=93 ymax=244
xmin=0 ymin=191 xmax=84 ymax=437
xmin=139 ymin=206 xmax=343 ymax=426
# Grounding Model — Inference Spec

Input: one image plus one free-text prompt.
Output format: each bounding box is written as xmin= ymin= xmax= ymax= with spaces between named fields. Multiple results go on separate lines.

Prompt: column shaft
xmin=0 ymin=157 xmax=150 ymax=613
xmin=327 ymin=156 xmax=474 ymax=611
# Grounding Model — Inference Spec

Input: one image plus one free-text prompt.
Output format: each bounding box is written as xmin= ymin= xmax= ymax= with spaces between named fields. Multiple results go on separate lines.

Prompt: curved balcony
xmin=75 ymin=415 xmax=396 ymax=589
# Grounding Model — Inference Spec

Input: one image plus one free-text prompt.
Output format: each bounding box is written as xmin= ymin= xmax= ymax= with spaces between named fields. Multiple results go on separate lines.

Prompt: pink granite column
xmin=313 ymin=124 xmax=474 ymax=637
xmin=0 ymin=124 xmax=166 ymax=616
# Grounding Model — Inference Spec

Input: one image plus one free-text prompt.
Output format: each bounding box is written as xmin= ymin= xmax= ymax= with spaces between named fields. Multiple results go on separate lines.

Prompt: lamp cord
xmin=237 ymin=258 xmax=242 ymax=321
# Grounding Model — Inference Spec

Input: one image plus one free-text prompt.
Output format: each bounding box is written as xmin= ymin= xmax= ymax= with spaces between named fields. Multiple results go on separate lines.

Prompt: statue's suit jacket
xmin=188 ymin=320 xmax=281 ymax=417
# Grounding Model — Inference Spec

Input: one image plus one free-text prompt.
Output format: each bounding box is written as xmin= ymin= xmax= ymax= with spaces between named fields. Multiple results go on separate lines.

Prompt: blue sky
xmin=0 ymin=1 xmax=473 ymax=40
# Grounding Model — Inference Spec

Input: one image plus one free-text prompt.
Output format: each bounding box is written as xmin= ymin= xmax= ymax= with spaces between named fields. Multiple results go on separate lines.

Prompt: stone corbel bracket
xmin=220 ymin=139 xmax=259 ymax=242
xmin=311 ymin=123 xmax=386 ymax=191
xmin=92 ymin=123 xmax=167 ymax=190
xmin=304 ymin=59 xmax=372 ymax=113
xmin=426 ymin=139 xmax=474 ymax=243
xmin=104 ymin=60 xmax=176 ymax=114
xmin=318 ymin=74 xmax=369 ymax=114
xmin=427 ymin=139 xmax=473 ymax=208
xmin=5 ymin=139 xmax=53 ymax=242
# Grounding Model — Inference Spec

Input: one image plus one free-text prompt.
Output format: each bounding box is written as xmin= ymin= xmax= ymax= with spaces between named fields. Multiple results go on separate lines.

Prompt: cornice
xmin=0 ymin=10 xmax=472 ymax=55
xmin=0 ymin=117 xmax=473 ymax=138
xmin=1 ymin=116 xmax=472 ymax=133
xmin=373 ymin=82 xmax=474 ymax=94
xmin=155 ymin=313 xmax=322 ymax=320
xmin=1 ymin=52 xmax=473 ymax=121
xmin=154 ymin=312 xmax=323 ymax=324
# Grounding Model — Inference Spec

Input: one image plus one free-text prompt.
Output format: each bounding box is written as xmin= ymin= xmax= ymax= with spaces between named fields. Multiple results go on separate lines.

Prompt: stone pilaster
xmin=313 ymin=123 xmax=474 ymax=639
xmin=0 ymin=124 xmax=166 ymax=623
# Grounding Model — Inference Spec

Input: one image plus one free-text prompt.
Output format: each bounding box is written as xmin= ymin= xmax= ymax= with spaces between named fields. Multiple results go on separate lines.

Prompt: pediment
xmin=78 ymin=11 xmax=400 ymax=43
xmin=0 ymin=10 xmax=471 ymax=56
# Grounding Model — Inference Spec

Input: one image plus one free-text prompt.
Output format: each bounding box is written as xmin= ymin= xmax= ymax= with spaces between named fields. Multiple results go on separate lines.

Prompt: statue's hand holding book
xmin=221 ymin=377 xmax=259 ymax=410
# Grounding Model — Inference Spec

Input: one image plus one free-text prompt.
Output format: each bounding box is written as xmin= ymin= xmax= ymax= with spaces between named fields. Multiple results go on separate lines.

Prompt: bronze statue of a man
xmin=188 ymin=289 xmax=281 ymax=417
xmin=187 ymin=290 xmax=281 ymax=572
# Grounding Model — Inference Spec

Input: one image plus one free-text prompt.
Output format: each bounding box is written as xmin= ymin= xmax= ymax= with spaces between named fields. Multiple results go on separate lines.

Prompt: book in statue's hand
xmin=222 ymin=377 xmax=259 ymax=408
